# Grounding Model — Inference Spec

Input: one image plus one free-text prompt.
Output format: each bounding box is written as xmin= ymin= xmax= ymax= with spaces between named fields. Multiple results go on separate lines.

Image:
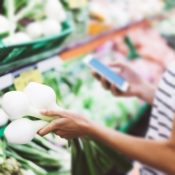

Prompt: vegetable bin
xmin=0 ymin=21 xmax=73 ymax=74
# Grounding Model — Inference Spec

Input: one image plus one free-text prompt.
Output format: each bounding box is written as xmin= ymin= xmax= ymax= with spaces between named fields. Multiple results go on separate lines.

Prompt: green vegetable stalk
xmin=0 ymin=139 xmax=23 ymax=175
xmin=70 ymin=138 xmax=132 ymax=175
xmin=71 ymin=139 xmax=90 ymax=175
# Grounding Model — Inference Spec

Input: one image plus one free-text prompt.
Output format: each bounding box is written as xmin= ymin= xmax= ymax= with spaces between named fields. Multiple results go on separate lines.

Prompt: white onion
xmin=0 ymin=109 xmax=9 ymax=126
xmin=41 ymin=19 xmax=61 ymax=37
xmin=44 ymin=0 xmax=66 ymax=22
xmin=26 ymin=21 xmax=43 ymax=39
xmin=1 ymin=83 xmax=62 ymax=122
xmin=5 ymin=118 xmax=47 ymax=144
xmin=24 ymin=82 xmax=58 ymax=110
xmin=2 ymin=91 xmax=30 ymax=120
xmin=0 ymin=15 xmax=10 ymax=34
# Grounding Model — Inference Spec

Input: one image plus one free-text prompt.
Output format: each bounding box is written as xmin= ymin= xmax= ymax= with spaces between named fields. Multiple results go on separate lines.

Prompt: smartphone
xmin=84 ymin=56 xmax=129 ymax=92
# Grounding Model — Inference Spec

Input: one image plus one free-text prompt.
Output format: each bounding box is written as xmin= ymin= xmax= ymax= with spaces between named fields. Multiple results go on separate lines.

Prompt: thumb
xmin=109 ymin=61 xmax=134 ymax=75
xmin=108 ymin=62 xmax=126 ymax=74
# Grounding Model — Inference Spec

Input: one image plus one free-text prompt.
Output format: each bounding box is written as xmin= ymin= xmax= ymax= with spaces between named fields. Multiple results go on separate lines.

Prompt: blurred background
xmin=0 ymin=0 xmax=175 ymax=175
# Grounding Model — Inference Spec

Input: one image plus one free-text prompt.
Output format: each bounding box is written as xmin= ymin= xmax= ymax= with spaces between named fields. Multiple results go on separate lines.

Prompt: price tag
xmin=14 ymin=69 xmax=43 ymax=90
xmin=68 ymin=0 xmax=88 ymax=9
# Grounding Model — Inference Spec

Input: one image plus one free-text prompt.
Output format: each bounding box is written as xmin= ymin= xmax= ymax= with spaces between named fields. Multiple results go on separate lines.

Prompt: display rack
xmin=0 ymin=47 xmax=63 ymax=75
xmin=0 ymin=20 xmax=150 ymax=76
xmin=0 ymin=56 xmax=62 ymax=91
xmin=60 ymin=20 xmax=150 ymax=60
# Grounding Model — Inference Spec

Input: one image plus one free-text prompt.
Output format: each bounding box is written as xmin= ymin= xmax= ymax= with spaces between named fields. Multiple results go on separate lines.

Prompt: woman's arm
xmin=39 ymin=111 xmax=175 ymax=174
xmin=87 ymin=122 xmax=175 ymax=174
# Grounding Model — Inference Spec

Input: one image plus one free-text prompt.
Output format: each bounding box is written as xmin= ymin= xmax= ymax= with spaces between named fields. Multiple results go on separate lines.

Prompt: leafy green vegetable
xmin=71 ymin=139 xmax=90 ymax=175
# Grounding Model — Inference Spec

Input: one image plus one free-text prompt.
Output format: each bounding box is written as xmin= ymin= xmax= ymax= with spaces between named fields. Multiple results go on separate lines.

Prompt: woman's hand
xmin=38 ymin=110 xmax=91 ymax=139
xmin=93 ymin=61 xmax=155 ymax=104
xmin=93 ymin=62 xmax=144 ymax=97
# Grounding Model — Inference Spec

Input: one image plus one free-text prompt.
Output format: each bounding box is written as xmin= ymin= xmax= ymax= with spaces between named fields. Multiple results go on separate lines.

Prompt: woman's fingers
xmin=41 ymin=110 xmax=60 ymax=117
xmin=101 ymin=77 xmax=110 ymax=89
xmin=92 ymin=71 xmax=111 ymax=90
xmin=92 ymin=71 xmax=101 ymax=80
xmin=111 ymin=84 xmax=122 ymax=96
xmin=38 ymin=123 xmax=55 ymax=136
xmin=41 ymin=109 xmax=72 ymax=118
xmin=93 ymin=73 xmax=125 ymax=96
xmin=38 ymin=118 xmax=67 ymax=136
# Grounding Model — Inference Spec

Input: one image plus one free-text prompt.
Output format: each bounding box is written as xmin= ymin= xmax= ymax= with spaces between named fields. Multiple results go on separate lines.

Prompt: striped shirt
xmin=140 ymin=63 xmax=175 ymax=175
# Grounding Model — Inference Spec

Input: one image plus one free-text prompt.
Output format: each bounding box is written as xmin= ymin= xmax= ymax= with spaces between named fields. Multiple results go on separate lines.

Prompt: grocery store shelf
xmin=0 ymin=56 xmax=62 ymax=90
xmin=60 ymin=20 xmax=150 ymax=60
xmin=0 ymin=20 xmax=150 ymax=76
xmin=0 ymin=47 xmax=63 ymax=75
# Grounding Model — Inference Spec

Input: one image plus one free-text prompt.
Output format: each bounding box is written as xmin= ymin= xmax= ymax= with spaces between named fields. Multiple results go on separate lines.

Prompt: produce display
xmin=88 ymin=0 xmax=164 ymax=30
xmin=1 ymin=26 xmax=174 ymax=174
xmin=0 ymin=83 xmax=70 ymax=175
xmin=0 ymin=0 xmax=67 ymax=46
xmin=0 ymin=57 xmax=144 ymax=174
xmin=0 ymin=135 xmax=70 ymax=175
xmin=0 ymin=0 xmax=175 ymax=175
xmin=1 ymin=26 xmax=175 ymax=174
xmin=0 ymin=0 xmax=72 ymax=70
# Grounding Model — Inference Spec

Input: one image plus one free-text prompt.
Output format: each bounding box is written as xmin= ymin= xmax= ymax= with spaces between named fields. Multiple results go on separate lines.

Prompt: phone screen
xmin=87 ymin=58 xmax=129 ymax=92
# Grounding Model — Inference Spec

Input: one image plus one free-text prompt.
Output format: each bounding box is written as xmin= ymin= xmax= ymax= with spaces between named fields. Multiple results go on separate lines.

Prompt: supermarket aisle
xmin=0 ymin=0 xmax=175 ymax=175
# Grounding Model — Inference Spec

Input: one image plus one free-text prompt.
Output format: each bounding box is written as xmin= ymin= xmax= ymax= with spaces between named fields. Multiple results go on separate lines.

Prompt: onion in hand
xmin=1 ymin=82 xmax=62 ymax=121
xmin=24 ymin=82 xmax=61 ymax=111
xmin=1 ymin=82 xmax=62 ymax=144
xmin=4 ymin=118 xmax=47 ymax=144
xmin=2 ymin=91 xmax=30 ymax=120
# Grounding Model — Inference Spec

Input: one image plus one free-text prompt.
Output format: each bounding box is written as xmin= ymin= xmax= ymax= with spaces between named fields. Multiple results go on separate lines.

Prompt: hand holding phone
xmin=84 ymin=56 xmax=129 ymax=92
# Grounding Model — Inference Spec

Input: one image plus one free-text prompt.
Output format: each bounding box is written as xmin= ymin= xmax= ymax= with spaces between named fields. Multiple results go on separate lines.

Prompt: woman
xmin=39 ymin=59 xmax=175 ymax=175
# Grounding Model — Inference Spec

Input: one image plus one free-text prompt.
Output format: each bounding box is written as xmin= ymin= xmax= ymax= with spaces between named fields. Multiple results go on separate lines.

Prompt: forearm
xmin=138 ymin=82 xmax=156 ymax=104
xmin=87 ymin=123 xmax=175 ymax=174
